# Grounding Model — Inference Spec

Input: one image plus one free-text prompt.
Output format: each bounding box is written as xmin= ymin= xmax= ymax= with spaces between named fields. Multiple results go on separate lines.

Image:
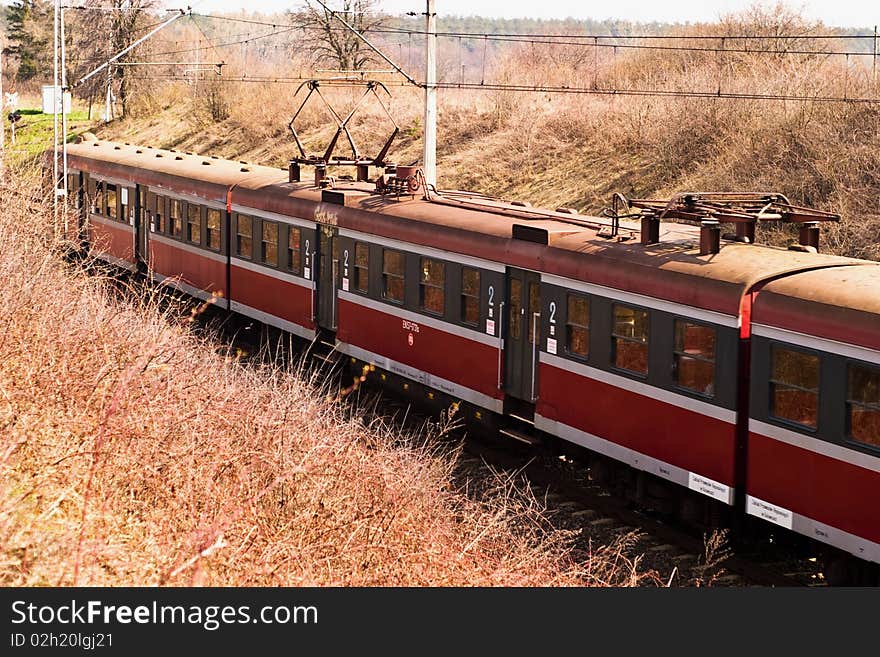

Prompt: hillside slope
xmin=95 ymin=8 xmax=880 ymax=260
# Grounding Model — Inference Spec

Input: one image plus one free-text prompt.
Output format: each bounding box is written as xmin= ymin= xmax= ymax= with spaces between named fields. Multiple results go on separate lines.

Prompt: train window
xmin=287 ymin=227 xmax=302 ymax=274
xmin=847 ymin=364 xmax=880 ymax=448
xmin=382 ymin=249 xmax=405 ymax=303
xmin=419 ymin=258 xmax=445 ymax=315
xmin=461 ymin=267 xmax=480 ymax=326
xmin=566 ymin=294 xmax=590 ymax=358
xmin=527 ymin=282 xmax=540 ymax=344
xmin=92 ymin=180 xmax=104 ymax=214
xmin=261 ymin=221 xmax=278 ymax=267
xmin=509 ymin=279 xmax=522 ymax=340
xmin=187 ymin=205 xmax=201 ymax=245
xmin=613 ymin=304 xmax=649 ymax=375
xmin=673 ymin=320 xmax=716 ymax=397
xmin=236 ymin=215 xmax=252 ymax=258
xmin=770 ymin=346 xmax=819 ymax=429
xmin=170 ymin=199 xmax=183 ymax=238
xmin=106 ymin=184 xmax=117 ymax=219
xmin=154 ymin=208 xmax=166 ymax=234
xmin=354 ymin=243 xmax=369 ymax=293
xmin=119 ymin=189 xmax=128 ymax=223
xmin=206 ymin=209 xmax=221 ymax=251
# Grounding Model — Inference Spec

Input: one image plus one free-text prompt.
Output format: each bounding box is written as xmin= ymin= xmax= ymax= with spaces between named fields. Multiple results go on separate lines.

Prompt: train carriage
xmin=747 ymin=266 xmax=880 ymax=563
xmin=55 ymin=139 xmax=880 ymax=576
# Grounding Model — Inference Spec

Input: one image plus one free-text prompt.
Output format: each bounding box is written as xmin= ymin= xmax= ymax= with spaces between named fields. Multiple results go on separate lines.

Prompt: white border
xmin=230 ymin=203 xmax=315 ymax=230
xmin=752 ymin=323 xmax=880 ymax=366
xmin=150 ymin=233 xmax=226 ymax=264
xmin=541 ymin=272 xmax=739 ymax=328
xmin=151 ymin=272 xmax=226 ymax=306
xmin=339 ymin=226 xmax=506 ymax=273
xmin=749 ymin=419 xmax=880 ymax=474
xmin=231 ymin=257 xmax=315 ymax=290
xmin=147 ymin=185 xmax=226 ymax=211
xmin=540 ymin=352 xmax=737 ymax=424
xmin=535 ymin=413 xmax=735 ymax=505
xmin=93 ymin=251 xmax=136 ymax=272
xmin=87 ymin=172 xmax=132 ymax=188
xmin=335 ymin=341 xmax=504 ymax=413
xmin=338 ymin=290 xmax=499 ymax=348
xmin=229 ymin=300 xmax=316 ymax=341
xmin=89 ymin=213 xmax=133 ymax=233
xmin=746 ymin=494 xmax=880 ymax=563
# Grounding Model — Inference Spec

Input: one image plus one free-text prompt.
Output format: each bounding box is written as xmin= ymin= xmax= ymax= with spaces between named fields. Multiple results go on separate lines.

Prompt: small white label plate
xmin=688 ymin=472 xmax=731 ymax=504
xmin=747 ymin=495 xmax=793 ymax=529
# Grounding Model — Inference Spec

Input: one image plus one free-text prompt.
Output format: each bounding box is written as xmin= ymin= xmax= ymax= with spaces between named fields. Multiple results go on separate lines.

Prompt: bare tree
xmin=290 ymin=0 xmax=386 ymax=72
xmin=65 ymin=1 xmax=158 ymax=119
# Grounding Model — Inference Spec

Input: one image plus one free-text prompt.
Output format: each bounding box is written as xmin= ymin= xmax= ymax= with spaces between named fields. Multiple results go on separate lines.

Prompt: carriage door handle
xmin=310 ymin=250 xmax=317 ymax=322
xmin=332 ymin=258 xmax=339 ymax=328
xmin=497 ymin=301 xmax=506 ymax=391
xmin=531 ymin=312 xmax=541 ymax=401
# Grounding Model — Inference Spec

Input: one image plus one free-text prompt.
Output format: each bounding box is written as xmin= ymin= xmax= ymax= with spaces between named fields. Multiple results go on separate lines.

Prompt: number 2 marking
xmin=549 ymin=301 xmax=557 ymax=324
xmin=488 ymin=284 xmax=495 ymax=307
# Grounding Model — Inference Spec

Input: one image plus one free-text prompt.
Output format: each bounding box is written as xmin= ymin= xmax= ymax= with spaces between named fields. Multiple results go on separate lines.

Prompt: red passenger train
xmin=57 ymin=138 xmax=880 ymax=580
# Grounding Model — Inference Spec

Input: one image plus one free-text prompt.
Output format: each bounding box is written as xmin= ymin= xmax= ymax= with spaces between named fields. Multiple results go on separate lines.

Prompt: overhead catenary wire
xmin=121 ymin=13 xmax=880 ymax=63
xmin=123 ymin=73 xmax=880 ymax=104
xmin=190 ymin=12 xmax=878 ymax=40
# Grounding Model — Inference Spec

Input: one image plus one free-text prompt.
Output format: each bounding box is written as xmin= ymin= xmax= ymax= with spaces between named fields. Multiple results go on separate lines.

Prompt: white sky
xmin=176 ymin=0 xmax=880 ymax=28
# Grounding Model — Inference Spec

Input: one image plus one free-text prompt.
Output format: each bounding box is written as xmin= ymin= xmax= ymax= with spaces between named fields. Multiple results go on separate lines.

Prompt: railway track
xmin=136 ymin=284 xmax=825 ymax=587
xmin=454 ymin=435 xmax=823 ymax=587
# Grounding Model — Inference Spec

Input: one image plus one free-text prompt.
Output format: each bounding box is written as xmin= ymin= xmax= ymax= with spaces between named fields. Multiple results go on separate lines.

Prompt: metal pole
xmin=311 ymin=0 xmax=419 ymax=87
xmin=874 ymin=26 xmax=877 ymax=85
xmin=423 ymin=0 xmax=437 ymax=187
xmin=1 ymin=35 xmax=5 ymax=158
xmin=61 ymin=6 xmax=68 ymax=235
xmin=75 ymin=9 xmax=186 ymax=88
xmin=53 ymin=0 xmax=60 ymax=233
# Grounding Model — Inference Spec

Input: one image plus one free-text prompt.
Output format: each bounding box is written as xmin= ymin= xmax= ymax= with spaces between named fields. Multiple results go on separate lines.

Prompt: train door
xmin=135 ymin=185 xmax=148 ymax=268
xmin=505 ymin=267 xmax=542 ymax=401
xmin=65 ymin=170 xmax=83 ymax=243
xmin=317 ymin=224 xmax=340 ymax=331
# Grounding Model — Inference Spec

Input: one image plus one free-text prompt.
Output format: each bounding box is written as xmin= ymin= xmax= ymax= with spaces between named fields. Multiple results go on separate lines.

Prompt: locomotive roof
xmin=753 ymin=265 xmax=880 ymax=352
xmin=66 ymin=140 xmax=875 ymax=319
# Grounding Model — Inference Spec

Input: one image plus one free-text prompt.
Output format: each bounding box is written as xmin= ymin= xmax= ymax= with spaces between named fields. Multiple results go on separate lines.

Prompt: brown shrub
xmin=0 ymin=168 xmax=643 ymax=586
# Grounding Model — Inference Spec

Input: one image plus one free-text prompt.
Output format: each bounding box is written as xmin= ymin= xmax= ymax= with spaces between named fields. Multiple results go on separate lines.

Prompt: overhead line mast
xmin=310 ymin=0 xmax=437 ymax=186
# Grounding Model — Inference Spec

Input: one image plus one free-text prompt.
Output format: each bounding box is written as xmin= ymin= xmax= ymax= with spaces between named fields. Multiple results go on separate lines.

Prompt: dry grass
xmin=0 ymin=167 xmax=646 ymax=587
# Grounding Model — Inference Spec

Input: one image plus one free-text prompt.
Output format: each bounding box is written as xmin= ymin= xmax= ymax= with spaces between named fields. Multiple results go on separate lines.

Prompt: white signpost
xmin=5 ymin=92 xmax=19 ymax=145
xmin=41 ymin=85 xmax=72 ymax=115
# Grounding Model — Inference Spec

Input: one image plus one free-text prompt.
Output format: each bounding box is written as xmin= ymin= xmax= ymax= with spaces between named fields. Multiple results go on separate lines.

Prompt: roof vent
xmin=92 ymin=142 xmax=100 ymax=147
xmin=556 ymin=207 xmax=578 ymax=214
xmin=699 ymin=220 xmax=721 ymax=256
xmin=175 ymin=155 xmax=183 ymax=160
xmin=113 ymin=145 xmax=121 ymax=150
xmin=511 ymin=200 xmax=532 ymax=208
xmin=210 ymin=155 xmax=219 ymax=160
xmin=512 ymin=224 xmax=548 ymax=244
xmin=240 ymin=167 xmax=250 ymax=172
xmin=136 ymin=149 xmax=143 ymax=154
xmin=202 ymin=160 xmax=211 ymax=166
xmin=155 ymin=153 xmax=163 ymax=158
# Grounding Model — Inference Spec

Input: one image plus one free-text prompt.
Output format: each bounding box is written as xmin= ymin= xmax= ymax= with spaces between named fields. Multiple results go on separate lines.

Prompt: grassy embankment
xmin=0 ymin=167 xmax=644 ymax=586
